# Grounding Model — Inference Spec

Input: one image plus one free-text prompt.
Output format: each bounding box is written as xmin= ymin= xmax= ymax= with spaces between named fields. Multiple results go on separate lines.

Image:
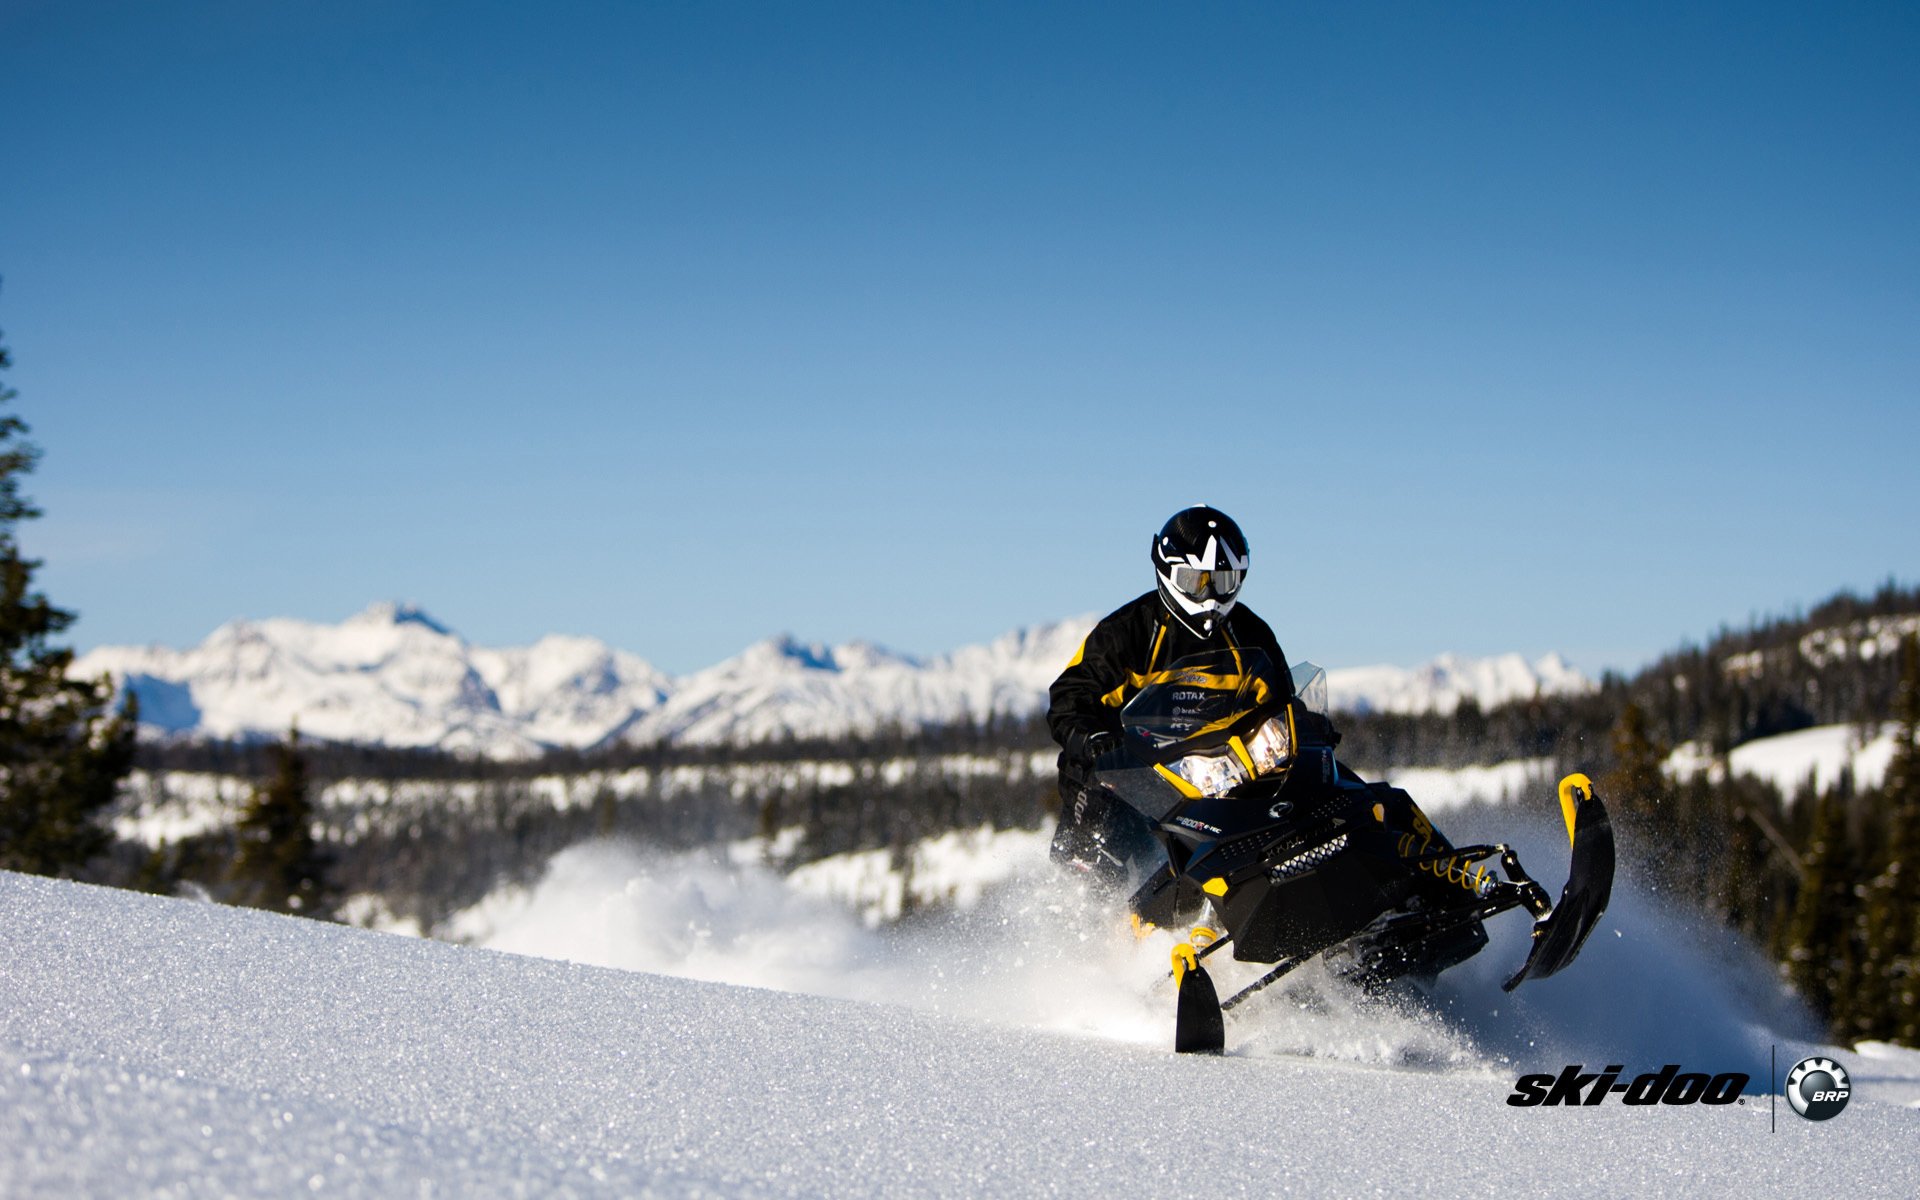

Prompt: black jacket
xmin=1047 ymin=591 xmax=1292 ymax=767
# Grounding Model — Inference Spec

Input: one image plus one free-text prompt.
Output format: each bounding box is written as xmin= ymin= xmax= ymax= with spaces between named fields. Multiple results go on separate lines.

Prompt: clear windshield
xmin=1118 ymin=648 xmax=1289 ymax=755
xmin=1292 ymin=661 xmax=1326 ymax=715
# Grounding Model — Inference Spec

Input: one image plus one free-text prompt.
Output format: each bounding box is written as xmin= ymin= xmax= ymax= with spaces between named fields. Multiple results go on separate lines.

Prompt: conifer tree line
xmin=1339 ymin=581 xmax=1920 ymax=772
xmin=1775 ymin=634 xmax=1920 ymax=1046
xmin=119 ymin=738 xmax=1056 ymax=932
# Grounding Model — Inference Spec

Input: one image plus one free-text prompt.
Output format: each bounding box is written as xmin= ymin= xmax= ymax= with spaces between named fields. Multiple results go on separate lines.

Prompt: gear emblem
xmin=1784 ymin=1056 xmax=1851 ymax=1121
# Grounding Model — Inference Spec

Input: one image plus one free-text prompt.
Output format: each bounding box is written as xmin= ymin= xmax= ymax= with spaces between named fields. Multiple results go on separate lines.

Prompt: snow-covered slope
xmin=73 ymin=603 xmax=1590 ymax=756
xmin=4 ymin=864 xmax=1914 ymax=1198
xmin=1723 ymin=613 xmax=1920 ymax=679
xmin=1668 ymin=722 xmax=1906 ymax=800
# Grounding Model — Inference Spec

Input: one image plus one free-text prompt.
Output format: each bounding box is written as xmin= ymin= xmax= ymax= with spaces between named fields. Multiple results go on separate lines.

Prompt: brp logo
xmin=1784 ymin=1057 xmax=1851 ymax=1121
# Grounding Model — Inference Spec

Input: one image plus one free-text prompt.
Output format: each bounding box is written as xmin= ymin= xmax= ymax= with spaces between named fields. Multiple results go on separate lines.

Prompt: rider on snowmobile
xmin=1048 ymin=505 xmax=1294 ymax=892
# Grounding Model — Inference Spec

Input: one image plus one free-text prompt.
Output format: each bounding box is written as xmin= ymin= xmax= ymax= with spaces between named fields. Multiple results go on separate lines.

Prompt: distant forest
xmin=1344 ymin=581 xmax=1919 ymax=771
xmin=112 ymin=581 xmax=1920 ymax=1046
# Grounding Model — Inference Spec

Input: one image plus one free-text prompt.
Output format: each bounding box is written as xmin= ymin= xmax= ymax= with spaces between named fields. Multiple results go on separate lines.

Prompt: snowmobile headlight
xmin=1164 ymin=749 xmax=1252 ymax=798
xmin=1246 ymin=714 xmax=1292 ymax=775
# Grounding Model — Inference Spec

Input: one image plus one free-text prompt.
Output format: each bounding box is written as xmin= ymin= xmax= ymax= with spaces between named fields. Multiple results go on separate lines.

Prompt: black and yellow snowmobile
xmin=1088 ymin=648 xmax=1615 ymax=1054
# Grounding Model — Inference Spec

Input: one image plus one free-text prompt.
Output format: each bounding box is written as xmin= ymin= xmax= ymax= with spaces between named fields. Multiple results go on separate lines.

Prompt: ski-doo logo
xmin=1506 ymin=1064 xmax=1749 ymax=1107
xmin=1784 ymin=1057 xmax=1850 ymax=1121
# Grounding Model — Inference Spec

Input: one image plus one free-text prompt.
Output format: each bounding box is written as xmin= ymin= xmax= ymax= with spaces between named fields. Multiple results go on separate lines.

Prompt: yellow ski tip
xmin=1171 ymin=942 xmax=1198 ymax=989
xmin=1556 ymin=773 xmax=1594 ymax=846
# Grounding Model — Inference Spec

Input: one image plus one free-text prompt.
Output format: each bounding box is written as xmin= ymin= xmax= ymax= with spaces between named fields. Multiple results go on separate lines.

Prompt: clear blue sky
xmin=3 ymin=1 xmax=1915 ymax=675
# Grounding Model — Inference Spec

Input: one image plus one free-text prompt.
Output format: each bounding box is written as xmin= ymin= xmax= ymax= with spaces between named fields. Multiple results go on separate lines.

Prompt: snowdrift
xmin=4 ymin=866 xmax=1916 ymax=1197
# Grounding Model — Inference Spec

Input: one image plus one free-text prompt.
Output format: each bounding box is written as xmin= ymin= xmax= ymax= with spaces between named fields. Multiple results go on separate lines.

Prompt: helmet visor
xmin=1169 ymin=565 xmax=1242 ymax=601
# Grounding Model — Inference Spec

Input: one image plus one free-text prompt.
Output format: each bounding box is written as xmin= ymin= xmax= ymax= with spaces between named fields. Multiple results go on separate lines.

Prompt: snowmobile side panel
xmin=1219 ymin=842 xmax=1400 ymax=963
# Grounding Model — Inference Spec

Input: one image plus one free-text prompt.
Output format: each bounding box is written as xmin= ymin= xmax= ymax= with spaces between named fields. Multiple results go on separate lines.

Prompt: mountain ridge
xmin=74 ymin=602 xmax=1593 ymax=757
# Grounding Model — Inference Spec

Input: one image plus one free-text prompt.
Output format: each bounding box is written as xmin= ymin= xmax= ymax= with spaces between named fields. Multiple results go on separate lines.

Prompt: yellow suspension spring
xmin=1400 ymin=813 xmax=1488 ymax=895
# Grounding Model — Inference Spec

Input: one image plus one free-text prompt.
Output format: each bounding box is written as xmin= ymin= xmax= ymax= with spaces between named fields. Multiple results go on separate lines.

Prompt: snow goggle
xmin=1169 ymin=565 xmax=1243 ymax=601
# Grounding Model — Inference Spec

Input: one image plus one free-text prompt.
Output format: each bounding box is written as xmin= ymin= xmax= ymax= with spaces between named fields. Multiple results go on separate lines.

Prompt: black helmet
xmin=1151 ymin=505 xmax=1249 ymax=637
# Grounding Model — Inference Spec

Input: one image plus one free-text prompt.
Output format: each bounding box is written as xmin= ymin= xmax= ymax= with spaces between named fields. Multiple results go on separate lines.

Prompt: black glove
xmin=1082 ymin=729 xmax=1118 ymax=763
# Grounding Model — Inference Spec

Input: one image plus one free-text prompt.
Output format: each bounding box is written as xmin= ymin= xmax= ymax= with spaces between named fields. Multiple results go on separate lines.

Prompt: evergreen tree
xmin=1671 ymin=771 xmax=1724 ymax=904
xmin=1601 ymin=699 xmax=1668 ymax=841
xmin=1860 ymin=634 xmax=1920 ymax=1043
xmin=1714 ymin=776 xmax=1796 ymax=953
xmin=0 ymin=317 xmax=136 ymax=878
xmin=1449 ymin=696 xmax=1487 ymax=766
xmin=229 ymin=727 xmax=335 ymax=918
xmin=1784 ymin=780 xmax=1864 ymax=1024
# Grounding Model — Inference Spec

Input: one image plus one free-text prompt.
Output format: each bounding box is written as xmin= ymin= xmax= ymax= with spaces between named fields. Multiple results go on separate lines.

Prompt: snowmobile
xmin=1087 ymin=648 xmax=1615 ymax=1054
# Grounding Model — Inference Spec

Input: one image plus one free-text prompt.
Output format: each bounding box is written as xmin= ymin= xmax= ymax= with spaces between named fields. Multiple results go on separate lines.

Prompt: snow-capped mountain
xmin=614 ymin=622 xmax=1093 ymax=746
xmin=72 ymin=603 xmax=1591 ymax=757
xmin=1325 ymin=651 xmax=1591 ymax=716
xmin=75 ymin=603 xmax=671 ymax=758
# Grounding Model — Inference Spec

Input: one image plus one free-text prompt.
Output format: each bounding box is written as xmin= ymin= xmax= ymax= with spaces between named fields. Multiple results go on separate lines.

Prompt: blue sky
xmin=3 ymin=1 xmax=1915 ymax=675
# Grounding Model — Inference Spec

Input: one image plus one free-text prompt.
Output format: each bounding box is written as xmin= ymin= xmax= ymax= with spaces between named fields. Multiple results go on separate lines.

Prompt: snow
xmin=1366 ymin=758 xmax=1559 ymax=812
xmin=73 ymin=603 xmax=1595 ymax=758
xmin=1667 ymin=723 xmax=1905 ymax=799
xmin=768 ymin=824 xmax=1042 ymax=927
xmin=1798 ymin=614 xmax=1920 ymax=669
xmin=446 ymin=815 xmax=1837 ymax=1080
xmin=601 ymin=623 xmax=1093 ymax=747
xmin=1325 ymin=652 xmax=1591 ymax=716
xmin=74 ymin=604 xmax=672 ymax=758
xmin=6 ymin=843 xmax=1916 ymax=1197
xmin=111 ymin=770 xmax=255 ymax=844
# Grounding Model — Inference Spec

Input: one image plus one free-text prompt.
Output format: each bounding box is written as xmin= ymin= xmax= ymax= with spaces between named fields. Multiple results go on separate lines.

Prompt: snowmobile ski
xmin=1501 ymin=774 xmax=1615 ymax=991
xmin=1172 ymin=941 xmax=1226 ymax=1054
